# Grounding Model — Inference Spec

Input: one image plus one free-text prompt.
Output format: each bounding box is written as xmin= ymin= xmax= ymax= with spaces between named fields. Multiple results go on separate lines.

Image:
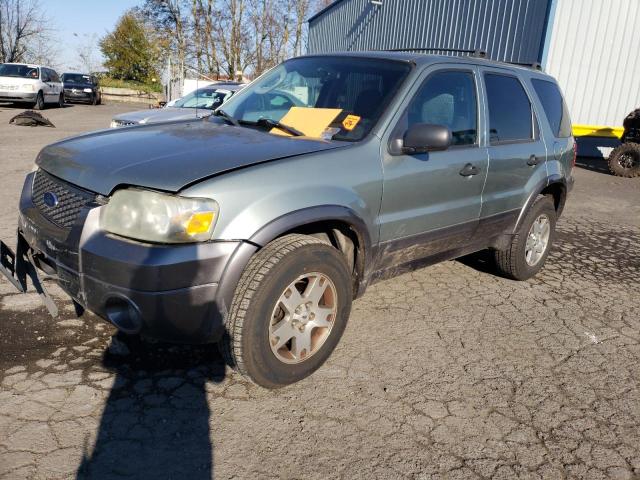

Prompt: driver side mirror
xmin=401 ymin=123 xmax=452 ymax=154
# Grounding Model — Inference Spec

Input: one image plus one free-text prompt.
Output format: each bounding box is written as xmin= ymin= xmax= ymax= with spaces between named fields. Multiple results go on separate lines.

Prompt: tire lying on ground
xmin=608 ymin=143 xmax=640 ymax=177
xmin=220 ymin=234 xmax=353 ymax=388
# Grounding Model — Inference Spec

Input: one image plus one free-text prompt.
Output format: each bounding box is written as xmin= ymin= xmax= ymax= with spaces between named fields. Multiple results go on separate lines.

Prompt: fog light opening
xmin=105 ymin=296 xmax=142 ymax=334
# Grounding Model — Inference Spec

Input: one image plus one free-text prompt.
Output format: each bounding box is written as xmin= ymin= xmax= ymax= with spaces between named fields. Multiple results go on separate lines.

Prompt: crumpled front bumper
xmin=1 ymin=172 xmax=257 ymax=344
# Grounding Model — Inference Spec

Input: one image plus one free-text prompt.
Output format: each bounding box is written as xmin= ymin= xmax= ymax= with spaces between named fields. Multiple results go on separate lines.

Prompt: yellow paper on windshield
xmin=270 ymin=107 xmax=342 ymax=138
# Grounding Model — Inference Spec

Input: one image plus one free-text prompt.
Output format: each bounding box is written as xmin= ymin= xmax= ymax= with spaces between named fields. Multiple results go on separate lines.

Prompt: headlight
xmin=110 ymin=120 xmax=118 ymax=128
xmin=100 ymin=189 xmax=219 ymax=243
xmin=21 ymin=84 xmax=35 ymax=92
xmin=83 ymin=88 xmax=92 ymax=93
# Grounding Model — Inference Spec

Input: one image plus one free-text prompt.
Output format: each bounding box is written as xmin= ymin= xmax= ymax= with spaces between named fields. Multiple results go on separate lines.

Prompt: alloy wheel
xmin=269 ymin=272 xmax=338 ymax=364
xmin=525 ymin=214 xmax=551 ymax=266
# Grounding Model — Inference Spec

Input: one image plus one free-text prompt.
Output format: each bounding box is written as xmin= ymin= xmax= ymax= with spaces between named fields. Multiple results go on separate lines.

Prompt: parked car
xmin=0 ymin=63 xmax=64 ymax=109
xmin=110 ymin=82 xmax=244 ymax=127
xmin=0 ymin=52 xmax=575 ymax=388
xmin=62 ymin=73 xmax=101 ymax=105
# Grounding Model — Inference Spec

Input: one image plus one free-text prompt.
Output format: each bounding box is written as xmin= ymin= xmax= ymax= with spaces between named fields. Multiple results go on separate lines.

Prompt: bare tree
xmin=0 ymin=0 xmax=53 ymax=64
xmin=76 ymin=33 xmax=100 ymax=73
xmin=140 ymin=0 xmax=330 ymax=81
xmin=142 ymin=0 xmax=189 ymax=70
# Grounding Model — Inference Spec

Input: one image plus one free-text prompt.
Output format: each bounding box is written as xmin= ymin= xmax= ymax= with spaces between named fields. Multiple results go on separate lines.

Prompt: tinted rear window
xmin=531 ymin=79 xmax=572 ymax=138
xmin=485 ymin=74 xmax=533 ymax=143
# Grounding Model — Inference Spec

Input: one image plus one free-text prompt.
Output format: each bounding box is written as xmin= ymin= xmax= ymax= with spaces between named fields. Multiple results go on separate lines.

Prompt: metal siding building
xmin=308 ymin=0 xmax=640 ymax=130
xmin=544 ymin=0 xmax=640 ymax=128
xmin=308 ymin=0 xmax=552 ymax=64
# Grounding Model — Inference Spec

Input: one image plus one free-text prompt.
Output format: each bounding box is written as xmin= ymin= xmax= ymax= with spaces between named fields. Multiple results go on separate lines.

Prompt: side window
xmin=41 ymin=69 xmax=50 ymax=82
xmin=399 ymin=70 xmax=478 ymax=147
xmin=484 ymin=73 xmax=533 ymax=143
xmin=531 ymin=79 xmax=572 ymax=138
xmin=50 ymin=70 xmax=60 ymax=83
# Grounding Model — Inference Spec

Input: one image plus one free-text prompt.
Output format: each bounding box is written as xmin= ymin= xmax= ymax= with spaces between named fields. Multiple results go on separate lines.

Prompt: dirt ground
xmin=0 ymin=101 xmax=638 ymax=480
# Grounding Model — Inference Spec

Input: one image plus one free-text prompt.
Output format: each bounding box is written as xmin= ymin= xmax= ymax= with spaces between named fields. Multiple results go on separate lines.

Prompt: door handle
xmin=527 ymin=155 xmax=541 ymax=166
xmin=459 ymin=163 xmax=479 ymax=177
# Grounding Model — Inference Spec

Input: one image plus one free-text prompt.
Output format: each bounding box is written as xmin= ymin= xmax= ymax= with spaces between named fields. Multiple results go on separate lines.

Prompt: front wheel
xmin=33 ymin=91 xmax=44 ymax=110
xmin=608 ymin=143 xmax=640 ymax=177
xmin=221 ymin=234 xmax=353 ymax=388
xmin=493 ymin=196 xmax=557 ymax=280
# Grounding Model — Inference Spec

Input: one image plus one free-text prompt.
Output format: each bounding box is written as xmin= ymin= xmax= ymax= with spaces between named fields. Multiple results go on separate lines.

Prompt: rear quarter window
xmin=531 ymin=79 xmax=572 ymax=138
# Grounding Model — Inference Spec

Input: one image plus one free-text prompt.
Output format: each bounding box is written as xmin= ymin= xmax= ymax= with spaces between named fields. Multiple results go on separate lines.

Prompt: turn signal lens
xmin=185 ymin=211 xmax=215 ymax=236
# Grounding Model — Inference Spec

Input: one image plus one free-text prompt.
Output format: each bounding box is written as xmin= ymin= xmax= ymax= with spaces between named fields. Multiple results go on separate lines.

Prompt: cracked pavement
xmin=0 ymin=103 xmax=639 ymax=479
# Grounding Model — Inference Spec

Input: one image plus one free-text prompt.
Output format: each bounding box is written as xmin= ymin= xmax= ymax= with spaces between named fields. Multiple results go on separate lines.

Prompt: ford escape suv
xmin=0 ymin=52 xmax=575 ymax=388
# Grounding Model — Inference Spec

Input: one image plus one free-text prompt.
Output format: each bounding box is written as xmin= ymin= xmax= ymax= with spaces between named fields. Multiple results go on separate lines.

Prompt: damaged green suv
xmin=1 ymin=52 xmax=575 ymax=387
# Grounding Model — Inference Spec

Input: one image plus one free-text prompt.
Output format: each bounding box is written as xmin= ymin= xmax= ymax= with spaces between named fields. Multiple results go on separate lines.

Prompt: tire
xmin=33 ymin=91 xmax=44 ymax=110
xmin=91 ymin=93 xmax=97 ymax=106
xmin=608 ymin=143 xmax=640 ymax=177
xmin=221 ymin=234 xmax=353 ymax=388
xmin=57 ymin=93 xmax=64 ymax=108
xmin=493 ymin=196 xmax=556 ymax=281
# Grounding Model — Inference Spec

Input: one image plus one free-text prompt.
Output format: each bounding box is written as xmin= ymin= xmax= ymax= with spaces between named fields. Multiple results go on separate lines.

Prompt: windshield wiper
xmin=254 ymin=118 xmax=304 ymax=137
xmin=214 ymin=109 xmax=239 ymax=126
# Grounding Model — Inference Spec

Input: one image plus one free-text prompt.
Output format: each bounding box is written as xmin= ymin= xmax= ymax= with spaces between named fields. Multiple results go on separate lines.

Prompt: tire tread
xmin=221 ymin=234 xmax=330 ymax=380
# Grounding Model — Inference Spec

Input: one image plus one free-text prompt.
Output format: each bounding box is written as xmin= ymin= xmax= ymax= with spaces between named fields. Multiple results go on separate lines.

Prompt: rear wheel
xmin=608 ymin=143 xmax=640 ymax=177
xmin=493 ymin=196 xmax=556 ymax=280
xmin=57 ymin=93 xmax=64 ymax=108
xmin=220 ymin=234 xmax=352 ymax=388
xmin=33 ymin=91 xmax=44 ymax=110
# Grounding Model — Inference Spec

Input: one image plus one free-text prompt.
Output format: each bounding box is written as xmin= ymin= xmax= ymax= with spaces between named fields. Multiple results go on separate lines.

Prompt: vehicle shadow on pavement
xmin=75 ymin=333 xmax=226 ymax=479
xmin=456 ymin=249 xmax=499 ymax=276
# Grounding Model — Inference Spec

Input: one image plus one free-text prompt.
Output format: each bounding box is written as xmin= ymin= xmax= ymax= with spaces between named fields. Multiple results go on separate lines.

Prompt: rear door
xmin=378 ymin=65 xmax=488 ymax=267
xmin=479 ymin=69 xmax=548 ymax=227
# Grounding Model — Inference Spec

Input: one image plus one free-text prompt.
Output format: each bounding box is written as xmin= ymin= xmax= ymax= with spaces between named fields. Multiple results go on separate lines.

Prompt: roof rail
xmin=510 ymin=61 xmax=543 ymax=70
xmin=386 ymin=47 xmax=488 ymax=58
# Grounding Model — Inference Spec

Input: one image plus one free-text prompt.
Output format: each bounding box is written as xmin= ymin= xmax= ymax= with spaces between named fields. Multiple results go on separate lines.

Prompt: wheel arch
xmin=513 ymin=176 xmax=568 ymax=233
xmin=213 ymin=205 xmax=372 ymax=327
xmin=250 ymin=205 xmax=372 ymax=297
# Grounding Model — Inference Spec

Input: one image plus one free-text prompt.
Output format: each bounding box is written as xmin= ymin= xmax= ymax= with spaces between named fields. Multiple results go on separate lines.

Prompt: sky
xmin=43 ymin=0 xmax=141 ymax=72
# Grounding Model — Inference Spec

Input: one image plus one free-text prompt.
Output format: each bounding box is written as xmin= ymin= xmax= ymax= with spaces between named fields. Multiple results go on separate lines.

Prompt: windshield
xmin=62 ymin=73 xmax=92 ymax=84
xmin=0 ymin=64 xmax=39 ymax=79
xmin=220 ymin=56 xmax=412 ymax=141
xmin=174 ymin=88 xmax=232 ymax=110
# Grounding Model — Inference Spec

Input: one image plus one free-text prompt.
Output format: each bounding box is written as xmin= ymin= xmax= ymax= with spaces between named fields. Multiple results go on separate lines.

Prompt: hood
xmin=36 ymin=119 xmax=345 ymax=195
xmin=112 ymin=107 xmax=208 ymax=125
xmin=0 ymin=76 xmax=37 ymax=86
xmin=63 ymin=81 xmax=94 ymax=89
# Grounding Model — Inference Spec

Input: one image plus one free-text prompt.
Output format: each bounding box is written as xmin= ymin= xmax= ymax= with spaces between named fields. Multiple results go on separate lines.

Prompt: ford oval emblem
xmin=43 ymin=192 xmax=59 ymax=208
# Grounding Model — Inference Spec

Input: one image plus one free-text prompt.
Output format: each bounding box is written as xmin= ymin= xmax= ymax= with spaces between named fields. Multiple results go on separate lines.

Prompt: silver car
xmin=110 ymin=82 xmax=244 ymax=127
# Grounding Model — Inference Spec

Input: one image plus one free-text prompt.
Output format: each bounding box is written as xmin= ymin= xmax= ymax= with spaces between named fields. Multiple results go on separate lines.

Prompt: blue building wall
xmin=308 ymin=0 xmax=552 ymax=64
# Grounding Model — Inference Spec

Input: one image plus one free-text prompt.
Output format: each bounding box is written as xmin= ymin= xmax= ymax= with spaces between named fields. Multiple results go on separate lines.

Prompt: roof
xmin=308 ymin=0 xmax=344 ymax=23
xmin=296 ymin=50 xmax=550 ymax=74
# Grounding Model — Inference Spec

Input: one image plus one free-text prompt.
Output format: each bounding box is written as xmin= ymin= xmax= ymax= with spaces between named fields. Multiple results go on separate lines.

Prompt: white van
xmin=0 ymin=63 xmax=64 ymax=109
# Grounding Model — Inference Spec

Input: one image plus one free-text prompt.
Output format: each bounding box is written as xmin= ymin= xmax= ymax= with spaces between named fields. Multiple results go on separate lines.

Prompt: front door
xmin=378 ymin=66 xmax=488 ymax=268
xmin=40 ymin=68 xmax=55 ymax=102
